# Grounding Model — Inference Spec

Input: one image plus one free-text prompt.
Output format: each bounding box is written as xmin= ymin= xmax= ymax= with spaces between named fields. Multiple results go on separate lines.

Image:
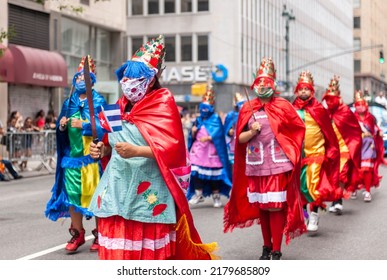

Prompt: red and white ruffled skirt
xmin=97 ymin=215 xmax=176 ymax=260
xmin=247 ymin=172 xmax=291 ymax=210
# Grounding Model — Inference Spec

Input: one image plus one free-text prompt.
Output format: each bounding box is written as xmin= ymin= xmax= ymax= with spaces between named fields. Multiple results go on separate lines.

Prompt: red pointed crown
xmin=255 ymin=57 xmax=276 ymax=81
xmin=297 ymin=71 xmax=314 ymax=87
xmin=78 ymin=55 xmax=96 ymax=74
xmin=132 ymin=35 xmax=166 ymax=75
xmin=233 ymin=92 xmax=245 ymax=106
xmin=354 ymin=90 xmax=367 ymax=106
xmin=325 ymin=75 xmax=341 ymax=97
xmin=202 ymin=83 xmax=215 ymax=105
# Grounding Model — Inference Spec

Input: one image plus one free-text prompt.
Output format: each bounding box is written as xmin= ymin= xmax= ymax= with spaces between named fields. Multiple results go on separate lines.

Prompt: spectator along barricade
xmin=0 ymin=130 xmax=57 ymax=174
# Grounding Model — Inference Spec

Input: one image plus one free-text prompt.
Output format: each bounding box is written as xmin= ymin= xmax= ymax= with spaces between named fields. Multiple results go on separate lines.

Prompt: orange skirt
xmin=97 ymin=215 xmax=176 ymax=260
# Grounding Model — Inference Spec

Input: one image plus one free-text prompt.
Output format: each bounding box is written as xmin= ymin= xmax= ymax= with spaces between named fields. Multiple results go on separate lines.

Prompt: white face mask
xmin=120 ymin=77 xmax=151 ymax=103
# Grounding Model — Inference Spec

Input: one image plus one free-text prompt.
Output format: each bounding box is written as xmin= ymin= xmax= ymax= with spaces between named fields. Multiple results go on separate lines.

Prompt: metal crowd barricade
xmin=0 ymin=130 xmax=57 ymax=174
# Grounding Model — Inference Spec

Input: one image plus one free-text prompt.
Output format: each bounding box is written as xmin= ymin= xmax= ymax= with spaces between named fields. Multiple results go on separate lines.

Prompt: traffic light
xmin=379 ymin=50 xmax=384 ymax=64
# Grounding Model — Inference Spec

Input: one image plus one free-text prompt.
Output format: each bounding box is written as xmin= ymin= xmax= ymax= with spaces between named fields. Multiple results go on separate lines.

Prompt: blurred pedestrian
xmin=88 ymin=35 xmax=217 ymax=260
xmin=44 ymin=115 xmax=57 ymax=130
xmin=0 ymin=157 xmax=23 ymax=181
xmin=187 ymin=83 xmax=232 ymax=208
xmin=20 ymin=117 xmax=40 ymax=171
xmin=224 ymin=57 xmax=306 ymax=260
xmin=321 ymin=75 xmax=362 ymax=214
xmin=374 ymin=91 xmax=387 ymax=108
xmin=292 ymin=71 xmax=341 ymax=232
xmin=34 ymin=110 xmax=45 ymax=130
xmin=353 ymin=90 xmax=384 ymax=202
xmin=45 ymin=55 xmax=107 ymax=252
xmin=7 ymin=115 xmax=23 ymax=167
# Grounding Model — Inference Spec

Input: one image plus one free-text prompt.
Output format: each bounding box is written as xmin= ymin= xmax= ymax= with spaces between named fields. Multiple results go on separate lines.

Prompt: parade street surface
xmin=0 ymin=166 xmax=386 ymax=279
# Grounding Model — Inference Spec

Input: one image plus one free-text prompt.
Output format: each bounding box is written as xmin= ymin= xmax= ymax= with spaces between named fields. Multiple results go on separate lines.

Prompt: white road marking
xmin=16 ymin=235 xmax=94 ymax=260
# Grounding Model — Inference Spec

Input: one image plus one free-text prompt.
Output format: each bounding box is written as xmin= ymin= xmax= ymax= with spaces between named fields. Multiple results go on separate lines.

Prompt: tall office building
xmin=353 ymin=0 xmax=387 ymax=99
xmin=126 ymin=0 xmax=354 ymax=113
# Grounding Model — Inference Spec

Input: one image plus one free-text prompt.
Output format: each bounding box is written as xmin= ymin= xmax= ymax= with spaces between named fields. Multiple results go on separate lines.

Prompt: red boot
xmin=90 ymin=228 xmax=99 ymax=252
xmin=65 ymin=228 xmax=85 ymax=252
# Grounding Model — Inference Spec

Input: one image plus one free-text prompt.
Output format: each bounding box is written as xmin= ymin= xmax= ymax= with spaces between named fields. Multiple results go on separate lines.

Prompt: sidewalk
xmin=5 ymin=159 xmax=56 ymax=180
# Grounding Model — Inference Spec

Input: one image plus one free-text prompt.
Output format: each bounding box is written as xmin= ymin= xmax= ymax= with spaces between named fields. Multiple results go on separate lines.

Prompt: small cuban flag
xmin=97 ymin=104 xmax=122 ymax=133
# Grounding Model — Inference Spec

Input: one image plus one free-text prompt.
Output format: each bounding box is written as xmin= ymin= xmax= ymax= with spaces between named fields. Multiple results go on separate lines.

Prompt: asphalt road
xmin=0 ymin=166 xmax=386 ymax=260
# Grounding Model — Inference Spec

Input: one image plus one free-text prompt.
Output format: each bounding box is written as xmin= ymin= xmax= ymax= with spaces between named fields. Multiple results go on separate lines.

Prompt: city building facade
xmin=353 ymin=0 xmax=387 ymax=100
xmin=0 ymin=0 xmax=126 ymax=126
xmin=126 ymin=0 xmax=354 ymax=114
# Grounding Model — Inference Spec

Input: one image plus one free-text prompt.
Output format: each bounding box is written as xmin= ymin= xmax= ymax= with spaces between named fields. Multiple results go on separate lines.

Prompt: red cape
xmin=224 ymin=96 xmax=306 ymax=244
xmin=328 ymin=103 xmax=362 ymax=192
xmin=114 ymin=88 xmax=217 ymax=259
xmin=354 ymin=110 xmax=384 ymax=187
xmin=293 ymin=97 xmax=342 ymax=203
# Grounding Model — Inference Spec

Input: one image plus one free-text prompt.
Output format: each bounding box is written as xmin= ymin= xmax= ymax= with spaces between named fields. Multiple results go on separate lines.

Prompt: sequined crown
xmin=354 ymin=90 xmax=367 ymax=106
xmin=78 ymin=55 xmax=96 ymax=74
xmin=233 ymin=92 xmax=246 ymax=105
xmin=132 ymin=35 xmax=166 ymax=75
xmin=202 ymin=83 xmax=215 ymax=105
xmin=325 ymin=75 xmax=341 ymax=96
xmin=297 ymin=71 xmax=314 ymax=87
xmin=254 ymin=57 xmax=276 ymax=81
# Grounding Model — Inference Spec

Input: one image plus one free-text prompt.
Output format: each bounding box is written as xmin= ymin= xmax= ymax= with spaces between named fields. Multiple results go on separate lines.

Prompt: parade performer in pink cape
xmin=89 ymin=35 xmax=218 ymax=260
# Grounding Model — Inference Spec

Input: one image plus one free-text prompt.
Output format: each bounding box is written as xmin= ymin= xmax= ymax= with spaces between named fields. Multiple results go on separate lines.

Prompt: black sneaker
xmin=271 ymin=251 xmax=282 ymax=260
xmin=0 ymin=178 xmax=10 ymax=182
xmin=14 ymin=175 xmax=23 ymax=180
xmin=259 ymin=246 xmax=272 ymax=260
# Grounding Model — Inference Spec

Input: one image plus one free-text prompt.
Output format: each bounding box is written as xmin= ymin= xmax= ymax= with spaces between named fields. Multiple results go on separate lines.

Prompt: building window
xmin=355 ymin=78 xmax=361 ymax=91
xmin=354 ymin=16 xmax=361 ymax=29
xmin=354 ymin=60 xmax=361 ymax=73
xmin=197 ymin=35 xmax=208 ymax=61
xmin=181 ymin=0 xmax=192 ymax=12
xmin=198 ymin=0 xmax=209 ymax=11
xmin=132 ymin=0 xmax=143 ymax=15
xmin=354 ymin=38 xmax=361 ymax=49
xmin=165 ymin=0 xmax=175 ymax=13
xmin=148 ymin=0 xmax=159 ymax=14
xmin=164 ymin=36 xmax=176 ymax=62
xmin=132 ymin=37 xmax=143 ymax=55
xmin=61 ymin=17 xmax=114 ymax=82
xmin=181 ymin=35 xmax=192 ymax=62
xmin=353 ymin=0 xmax=360 ymax=8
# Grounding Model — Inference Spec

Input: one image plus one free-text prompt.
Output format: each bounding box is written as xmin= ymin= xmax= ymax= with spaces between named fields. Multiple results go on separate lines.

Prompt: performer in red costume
xmin=292 ymin=71 xmax=341 ymax=232
xmin=89 ymin=35 xmax=217 ymax=260
xmin=353 ymin=90 xmax=384 ymax=202
xmin=224 ymin=57 xmax=306 ymax=260
xmin=321 ymin=75 xmax=362 ymax=215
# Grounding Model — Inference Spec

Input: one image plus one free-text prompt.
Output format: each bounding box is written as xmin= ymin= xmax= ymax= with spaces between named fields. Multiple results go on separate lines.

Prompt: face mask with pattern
xmin=120 ymin=77 xmax=151 ymax=103
xmin=253 ymin=78 xmax=275 ymax=99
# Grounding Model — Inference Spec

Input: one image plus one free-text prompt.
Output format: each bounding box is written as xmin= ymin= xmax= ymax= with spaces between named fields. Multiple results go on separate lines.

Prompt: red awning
xmin=0 ymin=44 xmax=68 ymax=87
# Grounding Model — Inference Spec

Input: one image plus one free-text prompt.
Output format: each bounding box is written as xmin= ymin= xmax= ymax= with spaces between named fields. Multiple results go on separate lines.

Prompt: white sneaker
xmin=328 ymin=205 xmax=337 ymax=213
xmin=334 ymin=203 xmax=343 ymax=215
xmin=212 ymin=193 xmax=222 ymax=208
xmin=189 ymin=190 xmax=204 ymax=205
xmin=351 ymin=191 xmax=357 ymax=200
xmin=364 ymin=191 xmax=372 ymax=202
xmin=307 ymin=212 xmax=319 ymax=232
